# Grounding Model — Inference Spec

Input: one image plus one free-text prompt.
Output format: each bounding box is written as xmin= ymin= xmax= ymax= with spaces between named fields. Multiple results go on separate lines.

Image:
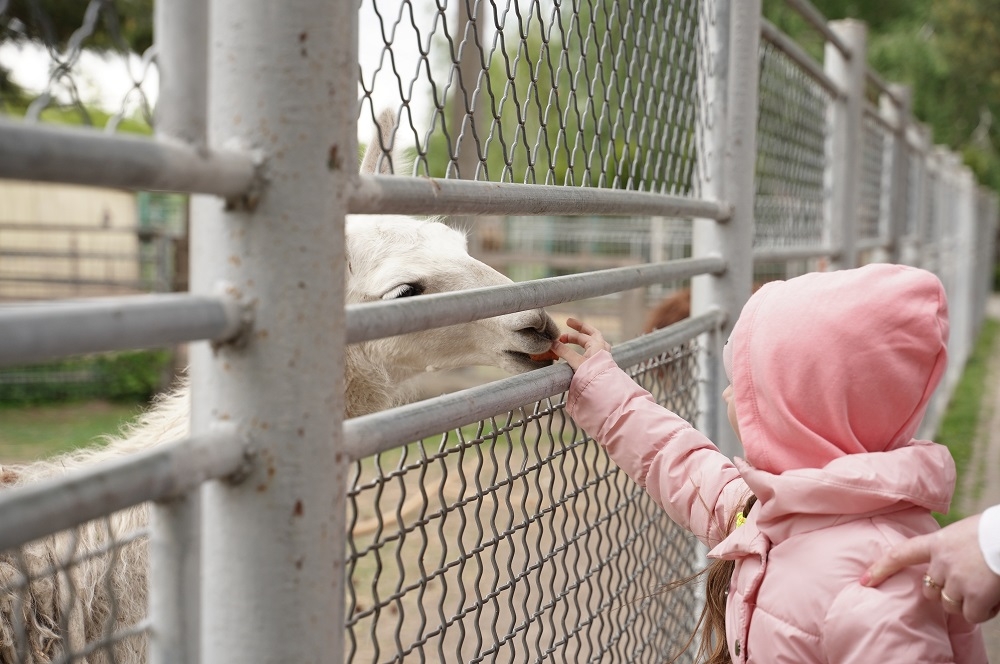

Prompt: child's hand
xmin=549 ymin=317 xmax=612 ymax=371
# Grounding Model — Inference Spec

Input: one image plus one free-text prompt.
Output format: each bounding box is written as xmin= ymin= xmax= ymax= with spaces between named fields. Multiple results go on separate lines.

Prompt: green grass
xmin=0 ymin=401 xmax=143 ymax=463
xmin=935 ymin=317 xmax=1000 ymax=525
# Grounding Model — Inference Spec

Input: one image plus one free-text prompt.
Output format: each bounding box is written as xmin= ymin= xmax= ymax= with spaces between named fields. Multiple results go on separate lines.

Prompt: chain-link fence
xmin=0 ymin=0 xmax=997 ymax=663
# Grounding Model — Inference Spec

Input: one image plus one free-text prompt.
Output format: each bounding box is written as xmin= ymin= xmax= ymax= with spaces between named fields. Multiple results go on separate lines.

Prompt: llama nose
xmin=518 ymin=310 xmax=559 ymax=341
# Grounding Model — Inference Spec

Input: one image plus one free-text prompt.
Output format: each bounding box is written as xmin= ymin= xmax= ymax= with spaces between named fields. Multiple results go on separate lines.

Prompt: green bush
xmin=0 ymin=350 xmax=173 ymax=406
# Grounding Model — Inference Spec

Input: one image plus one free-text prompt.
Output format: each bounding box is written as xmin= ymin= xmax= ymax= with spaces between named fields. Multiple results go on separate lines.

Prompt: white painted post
xmin=880 ymin=85 xmax=910 ymax=264
xmin=951 ymin=163 xmax=978 ymax=372
xmin=823 ymin=21 xmax=867 ymax=270
xmin=150 ymin=1 xmax=208 ymax=661
xmin=692 ymin=0 xmax=760 ymax=455
xmin=191 ymin=0 xmax=355 ymax=662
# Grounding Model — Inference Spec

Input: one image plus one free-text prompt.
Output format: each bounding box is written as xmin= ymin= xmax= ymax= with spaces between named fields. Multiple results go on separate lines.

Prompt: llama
xmin=643 ymin=287 xmax=692 ymax=333
xmin=644 ymin=282 xmax=767 ymax=334
xmin=0 ymin=118 xmax=560 ymax=663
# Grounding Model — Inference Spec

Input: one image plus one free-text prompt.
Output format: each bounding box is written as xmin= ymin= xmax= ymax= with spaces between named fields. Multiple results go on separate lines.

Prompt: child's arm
xmin=552 ymin=318 xmax=748 ymax=548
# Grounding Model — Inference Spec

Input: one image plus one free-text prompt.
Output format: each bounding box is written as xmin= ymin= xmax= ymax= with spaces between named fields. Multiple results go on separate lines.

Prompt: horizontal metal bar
xmin=866 ymin=68 xmax=904 ymax=107
xmin=752 ymin=244 xmax=837 ymax=263
xmin=0 ymin=293 xmax=247 ymax=367
xmin=348 ymin=175 xmax=734 ymax=220
xmin=0 ymin=119 xmax=260 ymax=198
xmin=0 ymin=221 xmax=177 ymax=236
xmin=0 ymin=249 xmax=140 ymax=261
xmin=346 ymin=256 xmax=727 ymax=344
xmin=760 ymin=19 xmax=843 ymax=99
xmin=856 ymin=236 xmax=887 ymax=252
xmin=0 ymin=275 xmax=147 ymax=289
xmin=0 ymin=427 xmax=249 ymax=552
xmin=345 ymin=310 xmax=725 ymax=460
xmin=864 ymin=100 xmax=899 ymax=133
xmin=784 ymin=0 xmax=852 ymax=58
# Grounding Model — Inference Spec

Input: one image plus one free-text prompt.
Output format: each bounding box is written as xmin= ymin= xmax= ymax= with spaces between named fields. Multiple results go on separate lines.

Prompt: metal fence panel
xmin=0 ymin=0 xmax=997 ymax=663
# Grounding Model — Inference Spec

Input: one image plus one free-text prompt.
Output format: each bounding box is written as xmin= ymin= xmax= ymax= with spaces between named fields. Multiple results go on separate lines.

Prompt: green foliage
xmin=417 ymin=0 xmax=697 ymax=191
xmin=0 ymin=350 xmax=172 ymax=406
xmin=762 ymin=0 xmax=1000 ymax=192
xmin=3 ymin=0 xmax=153 ymax=53
xmin=1 ymin=94 xmax=152 ymax=134
xmin=935 ymin=318 xmax=1000 ymax=525
xmin=0 ymin=401 xmax=137 ymax=462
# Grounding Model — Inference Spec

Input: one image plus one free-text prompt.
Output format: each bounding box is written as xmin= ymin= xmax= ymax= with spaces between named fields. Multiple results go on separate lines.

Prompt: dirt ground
xmin=962 ymin=296 xmax=1000 ymax=659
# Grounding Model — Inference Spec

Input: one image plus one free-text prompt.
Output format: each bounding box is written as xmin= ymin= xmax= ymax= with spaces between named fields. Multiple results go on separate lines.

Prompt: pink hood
xmin=729 ymin=264 xmax=949 ymax=475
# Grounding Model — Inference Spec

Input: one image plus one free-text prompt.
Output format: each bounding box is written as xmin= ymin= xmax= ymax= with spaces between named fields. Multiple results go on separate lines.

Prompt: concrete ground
xmin=961 ymin=296 xmax=1000 ymax=659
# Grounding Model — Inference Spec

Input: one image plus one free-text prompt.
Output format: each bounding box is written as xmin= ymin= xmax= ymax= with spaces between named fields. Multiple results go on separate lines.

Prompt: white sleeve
xmin=980 ymin=504 xmax=1000 ymax=575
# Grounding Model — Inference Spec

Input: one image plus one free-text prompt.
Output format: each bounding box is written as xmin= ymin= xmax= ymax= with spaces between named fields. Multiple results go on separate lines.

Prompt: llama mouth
xmin=506 ymin=350 xmax=554 ymax=371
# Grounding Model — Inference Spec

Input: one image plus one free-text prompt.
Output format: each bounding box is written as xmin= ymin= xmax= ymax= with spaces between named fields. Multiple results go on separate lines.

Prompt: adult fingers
xmin=861 ymin=536 xmax=933 ymax=587
xmin=940 ymin=589 xmax=963 ymax=615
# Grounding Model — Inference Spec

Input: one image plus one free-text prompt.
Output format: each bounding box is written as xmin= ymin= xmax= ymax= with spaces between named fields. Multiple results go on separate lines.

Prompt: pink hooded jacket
xmin=565 ymin=264 xmax=987 ymax=663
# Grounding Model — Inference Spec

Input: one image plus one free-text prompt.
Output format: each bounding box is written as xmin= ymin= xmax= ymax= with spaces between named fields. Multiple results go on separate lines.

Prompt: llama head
xmin=346 ymin=215 xmax=560 ymax=381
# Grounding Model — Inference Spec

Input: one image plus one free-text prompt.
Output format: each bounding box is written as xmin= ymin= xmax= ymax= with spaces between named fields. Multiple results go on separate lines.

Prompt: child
xmin=549 ymin=264 xmax=987 ymax=663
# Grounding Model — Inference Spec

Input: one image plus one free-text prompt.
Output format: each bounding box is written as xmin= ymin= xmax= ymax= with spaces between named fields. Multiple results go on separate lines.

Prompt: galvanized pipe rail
xmin=0 ymin=120 xmax=260 ymax=198
xmin=760 ymin=19 xmax=843 ymax=99
xmin=0 ymin=427 xmax=248 ymax=553
xmin=346 ymin=256 xmax=727 ymax=344
xmin=0 ymin=293 xmax=247 ymax=366
xmin=348 ymin=175 xmax=734 ymax=220
xmin=752 ymin=245 xmax=838 ymax=263
xmin=784 ymin=0 xmax=852 ymax=57
xmin=344 ymin=310 xmax=724 ymax=460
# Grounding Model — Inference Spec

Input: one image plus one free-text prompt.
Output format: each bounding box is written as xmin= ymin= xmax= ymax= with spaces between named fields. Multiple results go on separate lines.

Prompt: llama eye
xmin=382 ymin=283 xmax=425 ymax=300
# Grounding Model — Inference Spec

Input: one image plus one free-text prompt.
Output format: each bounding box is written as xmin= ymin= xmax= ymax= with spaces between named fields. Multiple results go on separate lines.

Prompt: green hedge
xmin=0 ymin=350 xmax=173 ymax=406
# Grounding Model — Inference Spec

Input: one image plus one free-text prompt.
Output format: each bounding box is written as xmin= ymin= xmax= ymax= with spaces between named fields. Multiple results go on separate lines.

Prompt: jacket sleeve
xmin=565 ymin=350 xmax=749 ymax=548
xmin=824 ymin=571 xmax=987 ymax=663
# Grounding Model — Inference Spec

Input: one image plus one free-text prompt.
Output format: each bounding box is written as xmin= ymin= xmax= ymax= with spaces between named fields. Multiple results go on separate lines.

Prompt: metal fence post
xmin=692 ymin=0 xmax=760 ymax=455
xmin=880 ymin=85 xmax=910 ymax=264
xmin=823 ymin=20 xmax=866 ymax=270
xmin=191 ymin=0 xmax=355 ymax=661
xmin=149 ymin=1 xmax=208 ymax=661
xmin=951 ymin=163 xmax=979 ymax=372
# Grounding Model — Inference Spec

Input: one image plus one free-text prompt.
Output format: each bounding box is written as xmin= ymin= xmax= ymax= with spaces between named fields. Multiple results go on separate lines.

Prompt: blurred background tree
xmin=764 ymin=0 xmax=1000 ymax=190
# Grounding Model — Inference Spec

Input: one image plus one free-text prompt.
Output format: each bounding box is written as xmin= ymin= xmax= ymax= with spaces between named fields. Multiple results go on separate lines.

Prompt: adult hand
xmin=549 ymin=317 xmax=612 ymax=371
xmin=861 ymin=513 xmax=1000 ymax=623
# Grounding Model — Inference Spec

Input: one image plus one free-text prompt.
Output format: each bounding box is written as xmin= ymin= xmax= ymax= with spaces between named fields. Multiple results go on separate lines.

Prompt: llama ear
xmin=359 ymin=108 xmax=397 ymax=175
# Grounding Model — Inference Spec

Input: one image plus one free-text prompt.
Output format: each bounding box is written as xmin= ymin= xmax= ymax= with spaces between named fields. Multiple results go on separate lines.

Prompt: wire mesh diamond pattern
xmin=859 ymin=111 xmax=889 ymax=241
xmin=0 ymin=513 xmax=150 ymax=664
xmin=753 ymin=39 xmax=830 ymax=249
xmin=346 ymin=341 xmax=704 ymax=663
xmin=0 ymin=0 xmax=155 ymax=132
xmin=358 ymin=0 xmax=701 ymax=193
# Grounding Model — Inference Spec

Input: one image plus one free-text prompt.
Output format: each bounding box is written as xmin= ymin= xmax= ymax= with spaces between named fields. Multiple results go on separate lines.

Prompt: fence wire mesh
xmin=753 ymin=38 xmax=830 ymax=249
xmin=347 ymin=341 xmax=704 ymax=664
xmin=858 ymin=110 xmax=890 ymax=241
xmin=0 ymin=0 xmax=156 ymax=133
xmin=1 ymin=0 xmax=999 ymax=662
xmin=359 ymin=0 xmax=700 ymax=193
xmin=0 ymin=508 xmax=150 ymax=664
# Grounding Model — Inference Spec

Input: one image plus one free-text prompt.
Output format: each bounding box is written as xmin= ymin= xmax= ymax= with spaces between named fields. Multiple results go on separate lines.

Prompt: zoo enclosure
xmin=0 ymin=1 xmax=998 ymax=664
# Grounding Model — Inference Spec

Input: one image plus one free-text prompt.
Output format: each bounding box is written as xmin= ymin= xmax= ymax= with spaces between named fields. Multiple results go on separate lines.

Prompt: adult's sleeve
xmin=980 ymin=504 xmax=1000 ymax=575
xmin=565 ymin=350 xmax=747 ymax=548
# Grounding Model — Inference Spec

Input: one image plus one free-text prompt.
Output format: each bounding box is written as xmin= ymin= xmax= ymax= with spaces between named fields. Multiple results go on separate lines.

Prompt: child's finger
xmin=566 ymin=317 xmax=603 ymax=339
xmin=559 ymin=330 xmax=591 ymax=347
xmin=550 ymin=340 xmax=585 ymax=371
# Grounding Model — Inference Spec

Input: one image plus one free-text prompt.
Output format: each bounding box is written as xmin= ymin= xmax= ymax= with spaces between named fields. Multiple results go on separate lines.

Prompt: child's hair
xmin=664 ymin=494 xmax=757 ymax=664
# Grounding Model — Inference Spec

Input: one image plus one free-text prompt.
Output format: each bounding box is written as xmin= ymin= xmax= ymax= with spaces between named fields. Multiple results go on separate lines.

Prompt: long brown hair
xmin=663 ymin=494 xmax=757 ymax=664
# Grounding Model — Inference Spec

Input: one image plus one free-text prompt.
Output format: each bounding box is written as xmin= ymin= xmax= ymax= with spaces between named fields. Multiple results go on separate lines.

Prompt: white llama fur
xmin=0 ymin=116 xmax=559 ymax=663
